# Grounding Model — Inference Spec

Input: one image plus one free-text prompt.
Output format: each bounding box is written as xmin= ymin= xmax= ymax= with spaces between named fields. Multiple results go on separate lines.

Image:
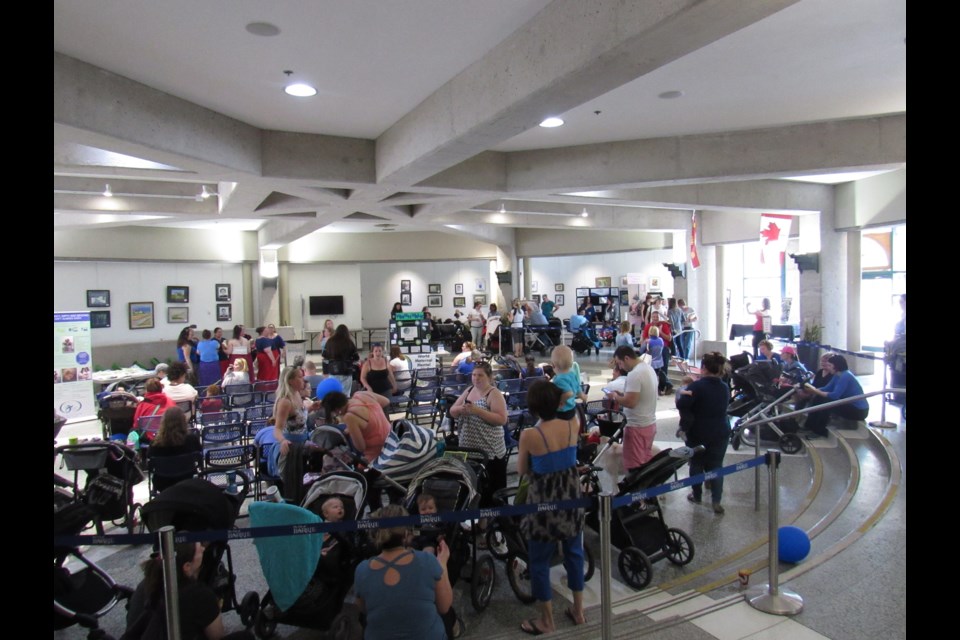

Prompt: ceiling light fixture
xmin=539 ymin=117 xmax=564 ymax=128
xmin=581 ymin=208 xmax=589 ymax=218
xmin=499 ymin=203 xmax=507 ymax=214
xmin=103 ymin=184 xmax=113 ymax=197
xmin=283 ymin=70 xmax=317 ymax=97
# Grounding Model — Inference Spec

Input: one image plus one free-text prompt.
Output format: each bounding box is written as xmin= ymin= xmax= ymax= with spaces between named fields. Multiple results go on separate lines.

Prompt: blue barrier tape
xmin=55 ymin=454 xmax=767 ymax=547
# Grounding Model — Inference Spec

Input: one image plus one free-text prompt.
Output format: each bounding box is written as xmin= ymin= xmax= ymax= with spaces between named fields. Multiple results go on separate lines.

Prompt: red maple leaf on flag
xmin=760 ymin=222 xmax=781 ymax=244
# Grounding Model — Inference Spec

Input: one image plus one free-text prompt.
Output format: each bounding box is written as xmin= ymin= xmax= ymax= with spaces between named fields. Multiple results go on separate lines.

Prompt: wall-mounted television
xmin=309 ymin=295 xmax=345 ymax=316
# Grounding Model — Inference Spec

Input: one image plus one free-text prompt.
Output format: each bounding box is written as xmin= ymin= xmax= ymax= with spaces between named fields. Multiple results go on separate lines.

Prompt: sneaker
xmin=712 ymin=504 xmax=725 ymax=515
xmin=687 ymin=493 xmax=701 ymax=504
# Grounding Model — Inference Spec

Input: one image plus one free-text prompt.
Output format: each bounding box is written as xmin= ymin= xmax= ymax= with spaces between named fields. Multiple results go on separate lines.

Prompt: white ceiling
xmin=53 ymin=0 xmax=906 ymax=237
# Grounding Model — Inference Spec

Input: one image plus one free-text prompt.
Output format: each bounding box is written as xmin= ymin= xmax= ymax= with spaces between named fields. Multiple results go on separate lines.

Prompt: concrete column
xmin=521 ymin=257 xmax=532 ymax=300
xmin=845 ymin=231 xmax=862 ymax=352
xmin=819 ymin=199 xmax=847 ymax=348
xmin=278 ymin=262 xmax=290 ymax=327
xmin=496 ymin=243 xmax=517 ymax=310
xmin=241 ymin=263 xmax=255 ymax=328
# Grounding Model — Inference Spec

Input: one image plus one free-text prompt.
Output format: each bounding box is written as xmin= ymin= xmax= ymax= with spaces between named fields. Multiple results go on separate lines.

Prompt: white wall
xmin=286 ymin=264 xmax=364 ymax=333
xmin=528 ymin=249 xmax=675 ymax=319
xmin=54 ymin=260 xmax=246 ymax=346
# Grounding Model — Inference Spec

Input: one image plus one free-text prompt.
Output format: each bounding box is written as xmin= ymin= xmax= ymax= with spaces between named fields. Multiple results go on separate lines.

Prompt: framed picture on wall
xmin=400 ymin=279 xmax=411 ymax=293
xmin=428 ymin=283 xmax=441 ymax=294
xmin=649 ymin=276 xmax=661 ymax=290
xmin=216 ymin=284 xmax=231 ymax=301
xmin=454 ymin=283 xmax=464 ymax=295
xmin=532 ymin=294 xmax=541 ymax=304
xmin=128 ymin=302 xmax=155 ymax=330
xmin=531 ymin=281 xmax=538 ymax=293
xmin=90 ymin=310 xmax=111 ymax=328
xmin=475 ymin=277 xmax=487 ymax=292
xmin=400 ymin=292 xmax=412 ymax=306
xmin=453 ymin=296 xmax=466 ymax=308
xmin=595 ymin=276 xmax=612 ymax=287
xmin=620 ymin=276 xmax=629 ymax=287
xmin=555 ymin=283 xmax=564 ymax=292
xmin=473 ymin=294 xmax=486 ymax=306
xmin=555 ymin=294 xmax=565 ymax=307
xmin=86 ymin=289 xmax=110 ymax=307
xmin=427 ymin=295 xmax=442 ymax=308
xmin=166 ymin=286 xmax=189 ymax=303
xmin=167 ymin=306 xmax=189 ymax=323
xmin=217 ymin=303 xmax=232 ymax=321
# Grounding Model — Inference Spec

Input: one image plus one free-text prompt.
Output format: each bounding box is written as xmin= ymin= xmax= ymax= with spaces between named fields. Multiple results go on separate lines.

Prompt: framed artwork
xmin=128 ymin=302 xmax=155 ymax=330
xmin=620 ymin=276 xmax=629 ymax=287
xmin=167 ymin=306 xmax=189 ymax=323
xmin=166 ymin=286 xmax=189 ymax=303
xmin=216 ymin=283 xmax=231 ymax=301
xmin=576 ymin=288 xmax=590 ymax=297
xmin=455 ymin=283 xmax=464 ymax=295
xmin=453 ymin=296 xmax=466 ymax=308
xmin=555 ymin=283 xmax=564 ymax=292
xmin=217 ymin=303 xmax=232 ymax=321
xmin=400 ymin=292 xmax=412 ymax=306
xmin=86 ymin=289 xmax=110 ymax=307
xmin=90 ymin=310 xmax=111 ymax=328
xmin=555 ymin=294 xmax=565 ymax=307
xmin=649 ymin=276 xmax=661 ymax=290
xmin=475 ymin=277 xmax=487 ymax=292
xmin=595 ymin=276 xmax=612 ymax=287
xmin=400 ymin=279 xmax=411 ymax=293
xmin=427 ymin=295 xmax=443 ymax=308
xmin=532 ymin=294 xmax=541 ymax=304
xmin=428 ymin=283 xmax=442 ymax=294
xmin=531 ymin=281 xmax=538 ymax=293
xmin=473 ymin=294 xmax=486 ymax=306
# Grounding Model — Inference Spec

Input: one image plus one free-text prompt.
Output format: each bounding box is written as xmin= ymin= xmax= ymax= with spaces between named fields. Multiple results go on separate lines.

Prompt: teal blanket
xmin=249 ymin=501 xmax=324 ymax=611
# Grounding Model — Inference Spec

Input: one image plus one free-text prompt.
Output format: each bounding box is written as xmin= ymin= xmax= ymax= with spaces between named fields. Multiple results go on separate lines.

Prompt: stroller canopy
xmin=404 ymin=456 xmax=479 ymax=510
xmin=141 ymin=478 xmax=238 ymax=532
xmin=372 ymin=420 xmax=437 ymax=484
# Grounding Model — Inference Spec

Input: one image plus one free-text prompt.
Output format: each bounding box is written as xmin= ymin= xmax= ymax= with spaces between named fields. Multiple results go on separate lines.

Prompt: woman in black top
xmin=146 ymin=406 xmax=201 ymax=492
xmin=677 ymin=352 xmax=731 ymax=514
xmin=322 ymin=324 xmax=359 ymax=397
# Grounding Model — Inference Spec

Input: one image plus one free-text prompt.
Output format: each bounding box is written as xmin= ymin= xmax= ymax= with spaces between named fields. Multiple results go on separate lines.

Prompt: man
xmin=678 ymin=298 xmax=697 ymax=362
xmin=606 ymin=346 xmax=659 ymax=472
xmin=540 ymin=294 xmax=555 ymax=320
xmin=568 ymin=310 xmax=589 ymax=333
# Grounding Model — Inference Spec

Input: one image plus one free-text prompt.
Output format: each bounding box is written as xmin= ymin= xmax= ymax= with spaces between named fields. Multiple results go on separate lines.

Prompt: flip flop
xmin=520 ymin=619 xmax=546 ymax=636
xmin=564 ymin=608 xmax=585 ymax=626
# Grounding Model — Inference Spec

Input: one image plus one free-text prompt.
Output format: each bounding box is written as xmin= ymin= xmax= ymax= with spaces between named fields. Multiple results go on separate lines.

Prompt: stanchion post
xmin=869 ymin=358 xmax=897 ymax=429
xmin=599 ymin=493 xmax=614 ymax=640
xmin=746 ymin=450 xmax=803 ymax=615
xmin=754 ymin=424 xmax=761 ymax=512
xmin=158 ymin=525 xmax=182 ymax=640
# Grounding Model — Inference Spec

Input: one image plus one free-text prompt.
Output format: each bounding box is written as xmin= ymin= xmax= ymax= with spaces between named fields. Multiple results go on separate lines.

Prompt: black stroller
xmin=404 ymin=454 xmax=496 ymax=612
xmin=250 ymin=469 xmax=369 ymax=638
xmin=728 ymin=360 xmax=809 ymax=454
xmin=570 ymin=324 xmax=602 ymax=356
xmin=54 ymin=503 xmax=133 ymax=639
xmin=96 ymin=390 xmax=140 ymax=440
xmin=139 ymin=478 xmax=261 ymax=630
xmin=585 ymin=447 xmax=700 ymax=589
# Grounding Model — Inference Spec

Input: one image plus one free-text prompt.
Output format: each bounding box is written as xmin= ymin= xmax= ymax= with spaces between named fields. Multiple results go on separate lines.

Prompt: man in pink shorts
xmin=606 ymin=346 xmax=659 ymax=471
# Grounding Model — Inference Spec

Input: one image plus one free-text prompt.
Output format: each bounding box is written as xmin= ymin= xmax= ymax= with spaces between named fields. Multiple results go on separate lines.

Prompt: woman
xmin=255 ymin=326 xmax=280 ymax=382
xmin=176 ymin=327 xmax=198 ymax=379
xmin=361 ymin=344 xmax=398 ymax=399
xmin=354 ymin=504 xmax=454 ymax=640
xmin=802 ymin=354 xmax=869 ymax=438
xmin=213 ymin=327 xmax=230 ymax=378
xmin=747 ymin=298 xmax=772 ymax=360
xmin=450 ymin=361 xmax=509 ymax=506
xmin=756 ymin=339 xmax=783 ymax=365
xmin=319 ymin=318 xmax=336 ymax=352
xmin=225 ymin=325 xmax=254 ymax=383
xmin=196 ymin=329 xmax=222 ymax=388
xmin=390 ymin=302 xmax=404 ymax=320
xmin=517 ymin=381 xmax=586 ymax=634
xmin=222 ymin=358 xmax=250 ymax=387
xmin=628 ymin=296 xmax=644 ymax=338
xmin=268 ymin=323 xmax=286 ymax=371
xmin=667 ymin=298 xmax=685 ymax=360
xmin=147 ymin=406 xmax=202 ymax=492
xmin=322 ymin=324 xmax=359 ymax=397
xmin=509 ymin=299 xmax=526 ymax=358
xmin=133 ymin=377 xmax=175 ymax=428
xmin=638 ymin=326 xmax=669 ymax=394
xmin=273 ymin=367 xmax=321 ymax=475
xmin=126 ymin=540 xmax=253 ymax=640
xmin=467 ymin=301 xmax=486 ymax=347
xmin=450 ymin=341 xmax=478 ymax=374
xmin=677 ymin=352 xmax=731 ymax=514
xmin=615 ymin=320 xmax=634 ymax=349
xmin=320 ymin=387 xmax=391 ymax=471
xmin=389 ymin=346 xmax=413 ymax=392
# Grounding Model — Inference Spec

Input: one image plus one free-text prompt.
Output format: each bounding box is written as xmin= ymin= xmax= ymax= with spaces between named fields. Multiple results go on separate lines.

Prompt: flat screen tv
xmin=309 ymin=295 xmax=345 ymax=316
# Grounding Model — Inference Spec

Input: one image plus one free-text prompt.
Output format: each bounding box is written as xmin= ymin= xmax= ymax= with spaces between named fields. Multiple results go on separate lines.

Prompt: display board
xmin=389 ymin=312 xmax=434 ymax=354
xmin=54 ymin=311 xmax=97 ymax=420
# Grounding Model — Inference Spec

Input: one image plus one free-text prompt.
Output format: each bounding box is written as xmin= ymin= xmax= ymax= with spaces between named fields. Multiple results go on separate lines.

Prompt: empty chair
xmin=244 ymin=404 xmax=273 ymax=423
xmin=199 ymin=445 xmax=256 ymax=504
xmin=147 ymin=451 xmax=202 ymax=497
xmin=199 ymin=411 xmax=243 ymax=428
xmin=174 ymin=399 xmax=195 ymax=424
xmin=253 ymin=379 xmax=278 ymax=393
xmin=223 ymin=384 xmax=261 ymax=410
xmin=521 ymin=375 xmax=548 ymax=390
xmin=497 ymin=378 xmax=523 ymax=394
xmin=405 ymin=384 xmax=440 ymax=428
xmin=200 ymin=422 xmax=245 ymax=449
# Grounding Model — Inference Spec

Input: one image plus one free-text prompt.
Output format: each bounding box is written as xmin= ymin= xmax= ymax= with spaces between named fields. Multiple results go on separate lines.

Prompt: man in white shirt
xmin=606 ymin=346 xmax=659 ymax=471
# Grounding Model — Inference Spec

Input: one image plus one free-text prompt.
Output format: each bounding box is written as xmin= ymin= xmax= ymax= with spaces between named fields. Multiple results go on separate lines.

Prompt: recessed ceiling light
xmin=499 ymin=203 xmax=507 ymax=214
xmin=103 ymin=184 xmax=113 ymax=197
xmin=658 ymin=90 xmax=684 ymax=100
xmin=246 ymin=22 xmax=281 ymax=37
xmin=581 ymin=208 xmax=589 ymax=218
xmin=284 ymin=83 xmax=317 ymax=97
xmin=539 ymin=117 xmax=564 ymax=128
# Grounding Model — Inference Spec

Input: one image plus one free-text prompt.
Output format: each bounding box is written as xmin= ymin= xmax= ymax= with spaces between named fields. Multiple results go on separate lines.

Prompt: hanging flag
xmin=690 ymin=211 xmax=700 ymax=269
xmin=759 ymin=213 xmax=793 ymax=264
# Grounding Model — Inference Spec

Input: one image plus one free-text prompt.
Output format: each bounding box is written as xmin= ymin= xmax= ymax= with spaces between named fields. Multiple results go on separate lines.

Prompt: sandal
xmin=520 ymin=619 xmax=546 ymax=636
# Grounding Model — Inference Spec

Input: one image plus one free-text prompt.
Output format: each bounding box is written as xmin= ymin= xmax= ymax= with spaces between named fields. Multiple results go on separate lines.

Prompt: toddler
xmin=550 ymin=345 xmax=587 ymax=420
xmin=411 ymin=493 xmax=443 ymax=554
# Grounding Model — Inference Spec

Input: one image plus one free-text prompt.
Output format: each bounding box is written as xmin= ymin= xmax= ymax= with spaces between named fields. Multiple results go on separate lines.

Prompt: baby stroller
xmin=585 ymin=446 xmax=701 ymax=589
xmin=404 ymin=454 xmax=496 ymax=612
xmin=571 ymin=324 xmax=602 ymax=356
xmin=250 ymin=469 xmax=369 ymax=638
xmin=485 ymin=315 xmax=503 ymax=354
xmin=728 ymin=360 xmax=807 ymax=455
xmin=54 ymin=440 xmax=145 ymax=535
xmin=525 ymin=322 xmax=559 ymax=356
xmin=97 ymin=390 xmax=140 ymax=440
xmin=54 ymin=503 xmax=133 ymax=639
xmin=139 ymin=478 xmax=261 ymax=630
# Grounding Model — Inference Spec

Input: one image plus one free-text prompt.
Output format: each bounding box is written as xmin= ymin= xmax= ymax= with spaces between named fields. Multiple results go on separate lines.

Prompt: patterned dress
xmin=520 ymin=421 xmax=583 ymax=542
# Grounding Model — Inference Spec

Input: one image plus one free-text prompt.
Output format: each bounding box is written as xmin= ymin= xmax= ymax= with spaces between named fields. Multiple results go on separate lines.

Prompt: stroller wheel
xmin=239 ymin=591 xmax=260 ymax=628
xmin=730 ymin=432 xmax=742 ymax=451
xmin=506 ymin=553 xmax=537 ymax=604
xmin=485 ymin=527 xmax=510 ymax=561
xmin=618 ymin=546 xmax=653 ymax=590
xmin=470 ymin=554 xmax=496 ymax=612
xmin=254 ymin=605 xmax=277 ymax=639
xmin=740 ymin=425 xmax=757 ymax=448
xmin=662 ymin=528 xmax=695 ymax=566
xmin=779 ymin=433 xmax=804 ymax=455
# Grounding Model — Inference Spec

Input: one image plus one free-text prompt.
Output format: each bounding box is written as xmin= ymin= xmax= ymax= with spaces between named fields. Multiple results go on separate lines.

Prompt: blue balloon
xmin=778 ymin=525 xmax=811 ymax=563
xmin=314 ymin=377 xmax=343 ymax=401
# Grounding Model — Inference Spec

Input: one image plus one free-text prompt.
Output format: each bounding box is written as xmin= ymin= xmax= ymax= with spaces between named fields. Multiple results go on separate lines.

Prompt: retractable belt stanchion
xmin=746 ymin=450 xmax=804 ymax=615
xmin=599 ymin=492 xmax=614 ymax=640
xmin=159 ymin=525 xmax=183 ymax=640
xmin=869 ymin=363 xmax=897 ymax=430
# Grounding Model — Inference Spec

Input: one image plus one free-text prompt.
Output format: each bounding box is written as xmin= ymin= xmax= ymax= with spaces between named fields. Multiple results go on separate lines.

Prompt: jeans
xmin=528 ymin=532 xmax=585 ymax=602
xmin=471 ymin=326 xmax=483 ymax=347
xmin=689 ymin=440 xmax=727 ymax=504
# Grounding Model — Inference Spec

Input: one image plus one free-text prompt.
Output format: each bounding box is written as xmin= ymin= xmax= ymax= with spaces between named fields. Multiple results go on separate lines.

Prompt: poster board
xmin=54 ymin=312 xmax=97 ymax=420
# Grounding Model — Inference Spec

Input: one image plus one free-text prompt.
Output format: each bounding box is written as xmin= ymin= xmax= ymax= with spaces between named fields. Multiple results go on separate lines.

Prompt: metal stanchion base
xmin=745 ymin=585 xmax=804 ymax=615
xmin=869 ymin=420 xmax=897 ymax=429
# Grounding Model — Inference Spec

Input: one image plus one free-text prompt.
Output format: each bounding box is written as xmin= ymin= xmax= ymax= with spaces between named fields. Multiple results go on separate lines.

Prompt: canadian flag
xmin=759 ymin=213 xmax=792 ymax=264
xmin=690 ymin=211 xmax=700 ymax=269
